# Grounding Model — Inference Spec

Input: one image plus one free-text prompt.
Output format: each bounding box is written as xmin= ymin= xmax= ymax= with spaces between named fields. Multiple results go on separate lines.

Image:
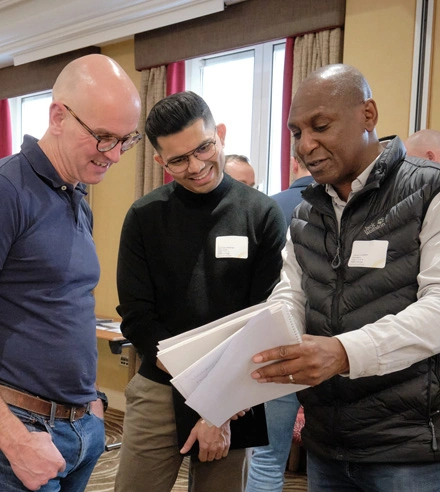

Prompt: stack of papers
xmin=157 ymin=300 xmax=308 ymax=427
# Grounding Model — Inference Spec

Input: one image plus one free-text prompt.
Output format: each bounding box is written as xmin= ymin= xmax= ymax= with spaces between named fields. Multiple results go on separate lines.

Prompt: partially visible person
xmin=251 ymin=64 xmax=440 ymax=492
xmin=271 ymin=153 xmax=314 ymax=227
xmin=404 ymin=129 xmax=440 ymax=162
xmin=0 ymin=54 xmax=141 ymax=491
xmin=115 ymin=91 xmax=286 ymax=492
xmin=225 ymin=154 xmax=256 ymax=187
xmin=246 ymin=150 xmax=312 ymax=492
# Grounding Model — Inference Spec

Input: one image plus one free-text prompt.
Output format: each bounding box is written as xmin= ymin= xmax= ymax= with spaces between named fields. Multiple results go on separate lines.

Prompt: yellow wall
xmin=94 ymin=3 xmax=440 ymax=404
xmin=93 ymin=40 xmax=140 ymax=398
xmin=343 ymin=0 xmax=417 ymax=140
xmin=429 ymin=1 xmax=440 ymax=130
xmin=94 ymin=39 xmax=140 ymax=319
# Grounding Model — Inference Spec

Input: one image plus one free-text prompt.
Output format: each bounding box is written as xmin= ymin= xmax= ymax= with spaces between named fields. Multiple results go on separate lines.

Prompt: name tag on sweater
xmin=348 ymin=240 xmax=388 ymax=268
xmin=215 ymin=236 xmax=248 ymax=259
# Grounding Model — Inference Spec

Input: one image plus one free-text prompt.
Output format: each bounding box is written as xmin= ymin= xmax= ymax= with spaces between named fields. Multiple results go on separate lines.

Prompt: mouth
xmin=92 ymin=160 xmax=110 ymax=169
xmin=190 ymin=165 xmax=212 ymax=181
xmin=305 ymin=158 xmax=328 ymax=171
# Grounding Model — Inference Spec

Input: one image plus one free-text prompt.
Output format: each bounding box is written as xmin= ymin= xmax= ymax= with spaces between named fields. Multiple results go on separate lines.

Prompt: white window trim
xmin=186 ymin=40 xmax=286 ymax=194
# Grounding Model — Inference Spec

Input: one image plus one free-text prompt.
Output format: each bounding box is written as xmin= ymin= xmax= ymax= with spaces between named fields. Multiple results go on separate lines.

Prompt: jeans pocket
xmin=9 ymin=405 xmax=50 ymax=434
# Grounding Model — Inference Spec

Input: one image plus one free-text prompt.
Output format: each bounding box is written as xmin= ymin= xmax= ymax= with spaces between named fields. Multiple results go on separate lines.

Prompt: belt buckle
xmin=69 ymin=406 xmax=77 ymax=423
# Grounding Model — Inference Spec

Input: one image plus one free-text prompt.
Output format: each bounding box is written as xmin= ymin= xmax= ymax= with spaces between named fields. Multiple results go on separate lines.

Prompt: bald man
xmin=225 ymin=154 xmax=256 ymax=187
xmin=405 ymin=129 xmax=440 ymax=162
xmin=0 ymin=54 xmax=141 ymax=491
xmin=251 ymin=64 xmax=440 ymax=491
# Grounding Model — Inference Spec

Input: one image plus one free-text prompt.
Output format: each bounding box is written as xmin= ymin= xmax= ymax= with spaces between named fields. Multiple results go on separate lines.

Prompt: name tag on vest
xmin=348 ymin=240 xmax=388 ymax=268
xmin=215 ymin=236 xmax=248 ymax=259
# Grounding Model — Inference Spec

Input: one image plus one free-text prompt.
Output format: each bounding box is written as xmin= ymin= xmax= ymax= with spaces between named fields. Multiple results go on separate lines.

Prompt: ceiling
xmin=0 ymin=0 xmax=243 ymax=69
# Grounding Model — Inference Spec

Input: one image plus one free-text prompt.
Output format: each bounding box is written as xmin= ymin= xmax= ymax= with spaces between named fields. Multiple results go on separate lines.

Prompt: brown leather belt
xmin=0 ymin=384 xmax=89 ymax=422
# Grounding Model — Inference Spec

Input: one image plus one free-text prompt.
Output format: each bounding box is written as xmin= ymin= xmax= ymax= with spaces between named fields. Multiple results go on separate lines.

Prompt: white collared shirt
xmin=269 ymin=160 xmax=440 ymax=379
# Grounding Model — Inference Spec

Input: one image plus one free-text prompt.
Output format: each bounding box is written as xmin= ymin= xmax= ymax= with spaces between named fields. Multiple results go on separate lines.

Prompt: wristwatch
xmin=96 ymin=390 xmax=108 ymax=412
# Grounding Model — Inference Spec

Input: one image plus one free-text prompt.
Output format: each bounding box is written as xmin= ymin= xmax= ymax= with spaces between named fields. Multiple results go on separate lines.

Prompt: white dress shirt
xmin=268 ymin=161 xmax=440 ymax=379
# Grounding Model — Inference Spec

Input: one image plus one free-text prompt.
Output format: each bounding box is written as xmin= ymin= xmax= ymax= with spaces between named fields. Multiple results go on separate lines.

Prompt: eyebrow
xmin=93 ymin=129 xmax=136 ymax=139
xmin=289 ymin=111 xmax=332 ymax=130
xmin=167 ymin=136 xmax=214 ymax=161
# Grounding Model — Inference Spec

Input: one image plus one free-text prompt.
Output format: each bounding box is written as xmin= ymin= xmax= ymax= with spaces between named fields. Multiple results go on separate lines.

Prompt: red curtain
xmin=280 ymin=37 xmax=294 ymax=191
xmin=164 ymin=61 xmax=186 ymax=184
xmin=0 ymin=99 xmax=12 ymax=158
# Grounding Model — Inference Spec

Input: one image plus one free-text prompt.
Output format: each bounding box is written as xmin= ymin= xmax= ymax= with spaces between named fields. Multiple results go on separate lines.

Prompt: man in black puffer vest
xmin=251 ymin=64 xmax=440 ymax=492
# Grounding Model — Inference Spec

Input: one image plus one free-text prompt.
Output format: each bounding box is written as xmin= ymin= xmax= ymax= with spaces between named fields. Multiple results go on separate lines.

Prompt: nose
xmin=297 ymin=130 xmax=318 ymax=157
xmin=102 ymin=142 xmax=123 ymax=164
xmin=187 ymin=154 xmax=205 ymax=173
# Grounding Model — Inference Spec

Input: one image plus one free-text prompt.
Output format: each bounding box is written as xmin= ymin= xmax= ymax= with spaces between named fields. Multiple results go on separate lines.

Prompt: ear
xmin=216 ymin=123 xmax=226 ymax=147
xmin=291 ymin=156 xmax=299 ymax=175
xmin=363 ymin=98 xmax=379 ymax=132
xmin=427 ymin=150 xmax=435 ymax=161
xmin=49 ymin=102 xmax=65 ymax=136
xmin=154 ymin=154 xmax=166 ymax=167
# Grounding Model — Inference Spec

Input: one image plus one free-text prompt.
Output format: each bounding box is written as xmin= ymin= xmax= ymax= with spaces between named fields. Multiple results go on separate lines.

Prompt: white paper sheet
xmin=170 ymin=304 xmax=308 ymax=427
xmin=157 ymin=301 xmax=284 ymax=376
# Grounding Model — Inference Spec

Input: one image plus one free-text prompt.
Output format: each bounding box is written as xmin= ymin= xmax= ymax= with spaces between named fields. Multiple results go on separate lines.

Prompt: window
xmin=186 ymin=40 xmax=286 ymax=194
xmin=9 ymin=91 xmax=52 ymax=154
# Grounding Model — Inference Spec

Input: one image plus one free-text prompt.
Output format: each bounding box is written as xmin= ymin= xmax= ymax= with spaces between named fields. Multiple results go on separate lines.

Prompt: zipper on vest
xmin=429 ymin=418 xmax=438 ymax=451
xmin=331 ymin=238 xmax=341 ymax=269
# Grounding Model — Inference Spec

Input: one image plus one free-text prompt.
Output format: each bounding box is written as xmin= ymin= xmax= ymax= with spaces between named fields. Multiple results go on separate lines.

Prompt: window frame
xmin=9 ymin=90 xmax=52 ymax=154
xmin=186 ymin=39 xmax=286 ymax=194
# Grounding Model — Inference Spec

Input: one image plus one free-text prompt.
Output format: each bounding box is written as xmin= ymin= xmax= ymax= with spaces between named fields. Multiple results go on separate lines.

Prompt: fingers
xmin=180 ymin=429 xmax=197 ymax=455
xmin=251 ymin=335 xmax=350 ymax=386
xmin=230 ymin=408 xmax=250 ymax=420
xmin=253 ymin=344 xmax=299 ymax=364
xmin=251 ymin=358 xmax=295 ymax=383
xmin=198 ymin=440 xmax=229 ymax=462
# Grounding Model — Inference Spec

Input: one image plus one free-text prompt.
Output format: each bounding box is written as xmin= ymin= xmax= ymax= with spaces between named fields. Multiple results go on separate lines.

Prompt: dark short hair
xmin=145 ymin=91 xmax=216 ymax=150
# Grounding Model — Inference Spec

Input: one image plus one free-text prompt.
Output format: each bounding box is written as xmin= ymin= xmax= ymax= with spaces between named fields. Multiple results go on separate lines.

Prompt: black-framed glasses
xmin=164 ymin=134 xmax=217 ymax=173
xmin=63 ymin=104 xmax=142 ymax=153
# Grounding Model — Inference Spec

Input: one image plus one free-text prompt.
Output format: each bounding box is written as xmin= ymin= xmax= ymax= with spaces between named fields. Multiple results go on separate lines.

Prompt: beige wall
xmin=344 ymin=0 xmax=417 ymax=140
xmin=94 ymin=39 xmax=140 ymax=319
xmin=429 ymin=1 xmax=440 ymax=130
xmin=93 ymin=40 xmax=140 ymax=401
xmin=94 ymin=2 xmax=440 ymax=405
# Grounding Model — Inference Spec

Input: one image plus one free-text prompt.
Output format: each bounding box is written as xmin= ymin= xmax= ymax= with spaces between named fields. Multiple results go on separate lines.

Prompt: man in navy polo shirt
xmin=0 ymin=54 xmax=141 ymax=491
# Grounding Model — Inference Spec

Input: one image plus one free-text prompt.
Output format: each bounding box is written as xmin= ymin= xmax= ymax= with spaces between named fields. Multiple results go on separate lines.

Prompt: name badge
xmin=215 ymin=236 xmax=248 ymax=259
xmin=348 ymin=240 xmax=388 ymax=268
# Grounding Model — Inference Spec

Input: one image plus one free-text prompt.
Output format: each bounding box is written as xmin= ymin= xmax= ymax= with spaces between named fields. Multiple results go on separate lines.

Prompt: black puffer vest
xmin=292 ymin=137 xmax=440 ymax=462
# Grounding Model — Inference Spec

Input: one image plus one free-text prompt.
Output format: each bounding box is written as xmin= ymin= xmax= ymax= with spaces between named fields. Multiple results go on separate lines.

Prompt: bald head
xmin=404 ymin=129 xmax=440 ymax=163
xmin=224 ymin=155 xmax=255 ymax=187
xmin=52 ymin=54 xmax=140 ymax=117
xmin=300 ymin=64 xmax=373 ymax=107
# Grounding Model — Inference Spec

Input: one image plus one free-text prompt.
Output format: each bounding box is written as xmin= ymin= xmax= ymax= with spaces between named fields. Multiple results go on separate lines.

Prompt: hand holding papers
xmin=157 ymin=301 xmax=308 ymax=427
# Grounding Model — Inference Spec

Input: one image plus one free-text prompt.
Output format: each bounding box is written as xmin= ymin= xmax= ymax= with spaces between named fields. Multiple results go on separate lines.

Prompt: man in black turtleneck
xmin=115 ymin=91 xmax=286 ymax=492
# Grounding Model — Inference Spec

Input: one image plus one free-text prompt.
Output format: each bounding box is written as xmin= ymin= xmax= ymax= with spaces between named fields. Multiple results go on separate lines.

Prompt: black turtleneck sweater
xmin=117 ymin=173 xmax=286 ymax=384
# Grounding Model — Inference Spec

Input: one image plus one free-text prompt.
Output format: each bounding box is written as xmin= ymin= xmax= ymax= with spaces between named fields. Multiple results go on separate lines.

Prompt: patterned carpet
xmin=86 ymin=408 xmax=308 ymax=491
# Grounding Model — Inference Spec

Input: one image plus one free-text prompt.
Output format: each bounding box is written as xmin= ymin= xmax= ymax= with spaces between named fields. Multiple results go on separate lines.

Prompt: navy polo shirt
xmin=0 ymin=135 xmax=100 ymax=404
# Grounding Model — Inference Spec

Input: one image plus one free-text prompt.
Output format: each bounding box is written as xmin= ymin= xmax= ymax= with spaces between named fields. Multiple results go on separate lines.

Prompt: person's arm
xmin=247 ymin=203 xmax=288 ymax=305
xmin=116 ymin=206 xmax=173 ymax=367
xmin=252 ymin=194 xmax=440 ymax=385
xmin=0 ymin=396 xmax=66 ymax=490
xmin=0 ymin=178 xmax=66 ymax=489
xmin=336 ymin=192 xmax=440 ymax=378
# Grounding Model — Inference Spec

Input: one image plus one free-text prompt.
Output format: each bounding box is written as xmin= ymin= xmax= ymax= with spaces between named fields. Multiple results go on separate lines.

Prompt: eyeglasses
xmin=63 ymin=104 xmax=142 ymax=153
xmin=164 ymin=135 xmax=217 ymax=173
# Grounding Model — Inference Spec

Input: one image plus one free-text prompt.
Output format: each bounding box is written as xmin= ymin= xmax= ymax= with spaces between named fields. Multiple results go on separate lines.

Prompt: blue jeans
xmin=0 ymin=405 xmax=105 ymax=492
xmin=245 ymin=393 xmax=301 ymax=492
xmin=307 ymin=449 xmax=440 ymax=492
